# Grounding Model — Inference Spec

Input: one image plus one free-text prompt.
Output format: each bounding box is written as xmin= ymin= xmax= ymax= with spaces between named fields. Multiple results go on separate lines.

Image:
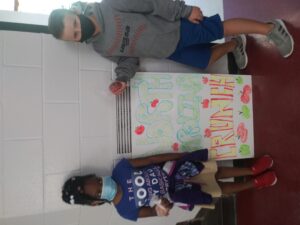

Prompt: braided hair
xmin=62 ymin=174 xmax=109 ymax=206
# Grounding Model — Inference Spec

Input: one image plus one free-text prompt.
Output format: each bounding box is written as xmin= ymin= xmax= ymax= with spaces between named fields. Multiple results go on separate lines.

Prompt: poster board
xmin=130 ymin=73 xmax=254 ymax=160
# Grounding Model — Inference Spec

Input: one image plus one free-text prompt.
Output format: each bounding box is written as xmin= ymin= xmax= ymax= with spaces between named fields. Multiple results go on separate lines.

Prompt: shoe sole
xmin=239 ymin=34 xmax=248 ymax=69
xmin=264 ymin=154 xmax=274 ymax=169
xmin=270 ymin=176 xmax=278 ymax=186
xmin=275 ymin=19 xmax=294 ymax=58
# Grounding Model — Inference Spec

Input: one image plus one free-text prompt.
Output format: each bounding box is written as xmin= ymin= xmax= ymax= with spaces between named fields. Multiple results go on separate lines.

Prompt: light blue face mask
xmin=100 ymin=176 xmax=117 ymax=202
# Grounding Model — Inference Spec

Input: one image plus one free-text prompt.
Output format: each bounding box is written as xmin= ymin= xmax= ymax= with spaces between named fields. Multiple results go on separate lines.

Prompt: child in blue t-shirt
xmin=62 ymin=149 xmax=277 ymax=221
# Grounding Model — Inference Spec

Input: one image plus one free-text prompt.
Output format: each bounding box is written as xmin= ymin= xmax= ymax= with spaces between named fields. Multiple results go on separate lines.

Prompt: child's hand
xmin=109 ymin=81 xmax=127 ymax=95
xmin=188 ymin=7 xmax=203 ymax=24
xmin=160 ymin=197 xmax=173 ymax=210
xmin=154 ymin=197 xmax=173 ymax=216
xmin=155 ymin=204 xmax=169 ymax=216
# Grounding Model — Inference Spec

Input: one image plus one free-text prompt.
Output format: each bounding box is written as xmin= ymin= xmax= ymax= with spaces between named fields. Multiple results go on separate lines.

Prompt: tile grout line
xmin=44 ymin=101 xmax=80 ymax=104
xmin=2 ymin=64 xmax=42 ymax=69
xmin=78 ymin=43 xmax=82 ymax=173
xmin=41 ymin=33 xmax=46 ymax=218
xmin=77 ymin=44 xmax=83 ymax=225
xmin=0 ymin=31 xmax=4 ymax=218
xmin=3 ymin=137 xmax=43 ymax=141
xmin=44 ymin=169 xmax=81 ymax=177
xmin=78 ymin=67 xmax=111 ymax=72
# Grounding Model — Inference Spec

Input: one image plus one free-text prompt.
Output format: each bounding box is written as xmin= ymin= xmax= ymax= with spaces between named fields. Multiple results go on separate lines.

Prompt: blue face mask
xmin=100 ymin=176 xmax=117 ymax=202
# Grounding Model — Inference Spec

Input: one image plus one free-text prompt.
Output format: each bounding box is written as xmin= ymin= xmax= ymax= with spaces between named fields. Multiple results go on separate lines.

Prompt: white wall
xmin=0 ymin=30 xmax=117 ymax=225
xmin=0 ymin=0 xmax=223 ymax=26
xmin=0 ymin=1 xmax=227 ymax=225
xmin=0 ymin=31 xmax=227 ymax=225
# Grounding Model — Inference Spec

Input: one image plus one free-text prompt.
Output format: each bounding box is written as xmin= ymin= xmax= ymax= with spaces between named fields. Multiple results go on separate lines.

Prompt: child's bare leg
xmin=208 ymin=40 xmax=237 ymax=65
xmin=223 ymin=18 xmax=274 ymax=36
xmin=216 ymin=167 xmax=253 ymax=179
xmin=219 ymin=170 xmax=278 ymax=194
xmin=219 ymin=180 xmax=254 ymax=195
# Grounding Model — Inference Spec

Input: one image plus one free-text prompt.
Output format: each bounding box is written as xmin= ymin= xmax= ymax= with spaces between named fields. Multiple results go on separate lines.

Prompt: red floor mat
xmin=224 ymin=1 xmax=300 ymax=225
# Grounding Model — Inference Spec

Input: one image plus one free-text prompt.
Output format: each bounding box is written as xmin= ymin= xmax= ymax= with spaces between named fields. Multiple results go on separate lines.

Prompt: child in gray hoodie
xmin=48 ymin=0 xmax=294 ymax=95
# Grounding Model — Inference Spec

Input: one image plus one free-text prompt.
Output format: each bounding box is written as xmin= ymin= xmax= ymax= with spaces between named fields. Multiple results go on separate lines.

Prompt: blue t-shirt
xmin=112 ymin=158 xmax=169 ymax=221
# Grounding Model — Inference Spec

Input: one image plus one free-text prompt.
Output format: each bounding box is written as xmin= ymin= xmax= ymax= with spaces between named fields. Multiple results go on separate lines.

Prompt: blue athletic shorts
xmin=167 ymin=14 xmax=224 ymax=69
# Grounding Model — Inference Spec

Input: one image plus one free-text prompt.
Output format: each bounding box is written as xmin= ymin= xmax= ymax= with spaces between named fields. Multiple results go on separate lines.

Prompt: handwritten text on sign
xmin=130 ymin=73 xmax=254 ymax=160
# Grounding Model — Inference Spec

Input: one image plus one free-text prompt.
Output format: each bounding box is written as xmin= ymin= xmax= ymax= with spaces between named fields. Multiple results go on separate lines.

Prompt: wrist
xmin=182 ymin=5 xmax=193 ymax=18
xmin=116 ymin=75 xmax=128 ymax=83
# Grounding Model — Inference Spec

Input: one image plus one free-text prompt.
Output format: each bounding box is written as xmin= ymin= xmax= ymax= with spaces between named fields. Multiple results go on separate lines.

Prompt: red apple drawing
xmin=204 ymin=128 xmax=212 ymax=138
xmin=172 ymin=142 xmax=179 ymax=152
xmin=202 ymin=76 xmax=209 ymax=84
xmin=237 ymin=122 xmax=248 ymax=143
xmin=135 ymin=125 xmax=145 ymax=135
xmin=241 ymin=85 xmax=252 ymax=104
xmin=151 ymin=98 xmax=159 ymax=108
xmin=243 ymin=85 xmax=251 ymax=94
xmin=241 ymin=94 xmax=250 ymax=104
xmin=202 ymin=99 xmax=210 ymax=108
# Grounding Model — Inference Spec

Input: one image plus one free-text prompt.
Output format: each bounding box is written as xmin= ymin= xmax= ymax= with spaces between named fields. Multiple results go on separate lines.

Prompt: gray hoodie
xmin=72 ymin=0 xmax=193 ymax=82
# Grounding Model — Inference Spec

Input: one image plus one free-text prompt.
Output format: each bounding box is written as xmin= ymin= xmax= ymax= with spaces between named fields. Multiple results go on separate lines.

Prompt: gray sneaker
xmin=232 ymin=34 xmax=248 ymax=70
xmin=267 ymin=19 xmax=294 ymax=58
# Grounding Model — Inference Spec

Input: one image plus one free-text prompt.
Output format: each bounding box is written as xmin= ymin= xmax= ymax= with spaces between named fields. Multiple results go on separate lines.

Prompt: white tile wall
xmin=80 ymin=70 xmax=115 ymax=138
xmin=0 ymin=31 xmax=4 ymax=219
xmin=44 ymin=209 xmax=80 ymax=225
xmin=44 ymin=104 xmax=80 ymax=174
xmin=3 ymin=141 xmax=43 ymax=217
xmin=80 ymin=137 xmax=115 ymax=175
xmin=2 ymin=214 xmax=44 ymax=225
xmin=3 ymin=31 xmax=42 ymax=67
xmin=2 ymin=67 xmax=42 ymax=139
xmin=0 ymin=1 xmax=226 ymax=224
xmin=139 ymin=58 xmax=170 ymax=73
xmin=79 ymin=204 xmax=114 ymax=225
xmin=79 ymin=44 xmax=112 ymax=71
xmin=0 ymin=30 xmax=117 ymax=222
xmin=0 ymin=140 xmax=3 ymax=218
xmin=3 ymin=140 xmax=43 ymax=178
xmin=43 ymin=35 xmax=79 ymax=102
xmin=0 ymin=31 xmax=3 ymax=100
xmin=168 ymin=60 xmax=202 ymax=73
xmin=188 ymin=0 xmax=224 ymax=19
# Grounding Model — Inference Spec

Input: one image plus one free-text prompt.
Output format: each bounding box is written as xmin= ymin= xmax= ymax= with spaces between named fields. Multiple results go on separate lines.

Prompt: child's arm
xmin=109 ymin=56 xmax=140 ymax=82
xmin=106 ymin=56 xmax=139 ymax=95
xmin=138 ymin=207 xmax=157 ymax=218
xmin=106 ymin=0 xmax=193 ymax=22
xmin=138 ymin=198 xmax=173 ymax=218
xmin=128 ymin=149 xmax=210 ymax=168
xmin=128 ymin=152 xmax=187 ymax=168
